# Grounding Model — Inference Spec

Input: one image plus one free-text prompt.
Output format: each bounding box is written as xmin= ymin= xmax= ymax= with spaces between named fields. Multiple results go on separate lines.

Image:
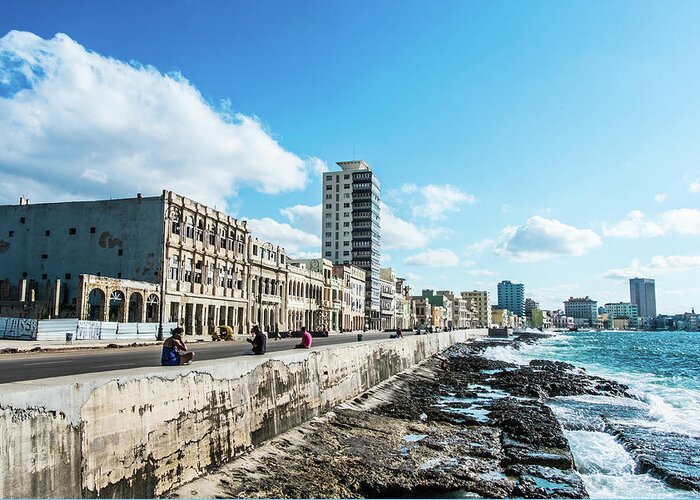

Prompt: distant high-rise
xmin=629 ymin=277 xmax=656 ymax=318
xmin=497 ymin=280 xmax=525 ymax=317
xmin=322 ymin=160 xmax=381 ymax=329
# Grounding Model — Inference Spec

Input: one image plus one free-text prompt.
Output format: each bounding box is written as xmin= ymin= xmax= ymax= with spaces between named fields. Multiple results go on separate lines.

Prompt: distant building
xmin=629 ymin=277 xmax=656 ymax=318
xmin=524 ymin=298 xmax=539 ymax=319
xmin=604 ymin=302 xmax=639 ymax=329
xmin=564 ymin=296 xmax=598 ymax=327
xmin=497 ymin=280 xmax=525 ymax=317
xmin=322 ymin=160 xmax=381 ymax=329
xmin=379 ymin=267 xmax=396 ymax=330
xmin=422 ymin=289 xmax=451 ymax=330
xmin=461 ymin=290 xmax=491 ymax=327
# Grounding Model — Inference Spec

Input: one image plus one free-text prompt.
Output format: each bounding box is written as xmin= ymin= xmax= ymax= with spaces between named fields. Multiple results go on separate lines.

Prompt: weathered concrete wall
xmin=0 ymin=330 xmax=485 ymax=498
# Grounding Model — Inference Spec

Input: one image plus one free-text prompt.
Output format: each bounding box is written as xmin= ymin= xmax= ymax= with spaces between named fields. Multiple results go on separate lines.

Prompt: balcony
xmin=261 ymin=293 xmax=281 ymax=304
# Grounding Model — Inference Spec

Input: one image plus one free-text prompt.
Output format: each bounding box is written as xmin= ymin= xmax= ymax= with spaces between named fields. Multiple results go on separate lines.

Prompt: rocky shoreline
xmin=171 ymin=335 xmax=635 ymax=499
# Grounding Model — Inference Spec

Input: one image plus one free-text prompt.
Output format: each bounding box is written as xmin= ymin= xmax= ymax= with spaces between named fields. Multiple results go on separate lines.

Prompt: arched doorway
xmin=87 ymin=288 xmax=105 ymax=321
xmin=128 ymin=293 xmax=143 ymax=322
xmin=108 ymin=290 xmax=125 ymax=322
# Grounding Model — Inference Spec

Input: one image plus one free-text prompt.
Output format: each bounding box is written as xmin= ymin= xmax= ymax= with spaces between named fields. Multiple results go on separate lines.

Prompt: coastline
xmin=172 ymin=333 xmax=649 ymax=499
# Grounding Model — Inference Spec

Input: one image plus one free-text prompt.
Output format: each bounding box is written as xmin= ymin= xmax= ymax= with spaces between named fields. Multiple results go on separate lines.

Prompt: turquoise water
xmin=482 ymin=331 xmax=700 ymax=498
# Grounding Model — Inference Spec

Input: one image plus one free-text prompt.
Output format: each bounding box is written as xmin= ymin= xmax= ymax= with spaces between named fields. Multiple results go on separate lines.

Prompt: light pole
xmin=157 ymin=203 xmax=182 ymax=341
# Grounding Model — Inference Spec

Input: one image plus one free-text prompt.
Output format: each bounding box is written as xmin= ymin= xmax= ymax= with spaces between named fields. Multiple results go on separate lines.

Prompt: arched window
xmin=109 ymin=290 xmax=125 ymax=322
xmin=87 ymin=288 xmax=105 ymax=321
xmin=128 ymin=292 xmax=143 ymax=322
xmin=185 ymin=216 xmax=194 ymax=239
xmin=171 ymin=211 xmax=181 ymax=235
xmin=146 ymin=294 xmax=159 ymax=322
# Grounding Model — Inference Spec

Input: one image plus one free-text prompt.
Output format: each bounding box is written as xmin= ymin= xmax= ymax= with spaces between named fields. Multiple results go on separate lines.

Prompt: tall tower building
xmin=629 ymin=277 xmax=656 ymax=318
xmin=322 ymin=161 xmax=381 ymax=329
xmin=497 ymin=280 xmax=525 ymax=317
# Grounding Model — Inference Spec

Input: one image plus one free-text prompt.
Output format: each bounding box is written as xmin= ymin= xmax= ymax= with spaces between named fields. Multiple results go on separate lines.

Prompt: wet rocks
xmin=610 ymin=424 xmax=700 ymax=492
xmin=485 ymin=359 xmax=632 ymax=400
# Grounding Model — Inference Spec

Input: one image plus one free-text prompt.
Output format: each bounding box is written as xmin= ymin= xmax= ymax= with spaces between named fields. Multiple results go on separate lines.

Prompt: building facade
xmin=497 ymin=280 xmax=525 ymax=317
xmin=379 ymin=267 xmax=396 ymax=330
xmin=604 ymin=302 xmax=639 ymax=329
xmin=461 ymin=291 xmax=491 ymax=327
xmin=287 ymin=261 xmax=324 ymax=332
xmin=321 ymin=161 xmax=381 ymax=329
xmin=629 ymin=277 xmax=656 ymax=318
xmin=564 ymin=296 xmax=598 ymax=327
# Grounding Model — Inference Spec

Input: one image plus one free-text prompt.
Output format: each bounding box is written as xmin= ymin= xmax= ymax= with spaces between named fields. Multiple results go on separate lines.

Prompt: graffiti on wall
xmin=0 ymin=317 xmax=38 ymax=340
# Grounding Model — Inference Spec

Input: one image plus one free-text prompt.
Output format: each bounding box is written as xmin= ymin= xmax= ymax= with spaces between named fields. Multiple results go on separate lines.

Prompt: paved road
xmin=0 ymin=331 xmax=401 ymax=384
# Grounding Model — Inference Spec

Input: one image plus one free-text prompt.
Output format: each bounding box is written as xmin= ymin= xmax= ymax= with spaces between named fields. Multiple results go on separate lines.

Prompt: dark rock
xmin=611 ymin=424 xmax=700 ymax=492
xmin=0 ymin=347 xmax=19 ymax=354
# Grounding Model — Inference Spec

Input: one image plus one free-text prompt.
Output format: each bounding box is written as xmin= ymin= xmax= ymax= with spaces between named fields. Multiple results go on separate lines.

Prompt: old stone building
xmin=287 ymin=261 xmax=324 ymax=331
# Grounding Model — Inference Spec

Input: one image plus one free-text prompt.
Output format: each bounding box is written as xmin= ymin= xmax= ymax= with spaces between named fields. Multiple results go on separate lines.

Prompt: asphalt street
xmin=0 ymin=331 xmax=400 ymax=384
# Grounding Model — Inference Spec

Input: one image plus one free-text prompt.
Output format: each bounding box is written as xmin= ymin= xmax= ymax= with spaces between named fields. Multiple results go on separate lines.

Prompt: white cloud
xmin=380 ymin=254 xmax=392 ymax=264
xmin=410 ymin=184 xmax=475 ymax=221
xmin=400 ymin=183 xmax=418 ymax=194
xmin=604 ymin=255 xmax=700 ymax=280
xmin=0 ymin=31 xmax=322 ymax=210
xmin=280 ymin=204 xmax=321 ymax=235
xmin=690 ymin=181 xmax=700 ymax=193
xmin=467 ymin=238 xmax=495 ymax=254
xmin=654 ymin=193 xmax=668 ymax=202
xmin=601 ymin=210 xmax=664 ymax=238
xmin=602 ymin=209 xmax=700 ymax=238
xmin=245 ymin=217 xmax=320 ymax=255
xmin=494 ymin=215 xmax=602 ymax=263
xmin=404 ymin=248 xmax=462 ymax=267
xmin=662 ymin=209 xmax=700 ymax=235
xmin=380 ymin=203 xmax=450 ymax=250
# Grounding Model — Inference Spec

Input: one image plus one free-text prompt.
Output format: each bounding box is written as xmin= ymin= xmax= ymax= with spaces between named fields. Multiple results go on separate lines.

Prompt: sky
xmin=1 ymin=0 xmax=699 ymax=314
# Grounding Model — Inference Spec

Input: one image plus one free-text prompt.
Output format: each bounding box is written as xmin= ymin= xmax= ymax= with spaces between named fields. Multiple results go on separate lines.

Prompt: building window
xmin=325 ymin=242 xmax=331 ymax=247
xmin=118 ymin=249 xmax=123 ymax=256
xmin=325 ymin=251 xmax=332 ymax=257
xmin=19 ymin=217 xmax=26 ymax=224
xmin=22 ymin=272 xmax=27 ymax=278
xmin=196 ymin=221 xmax=204 ymax=242
xmin=69 ymin=227 xmax=76 ymax=235
xmin=42 ymin=274 xmax=47 ymax=280
xmin=343 ymin=222 xmax=349 ymax=227
xmin=117 ymin=272 xmax=122 ymax=278
xmin=41 ymin=253 xmax=48 ymax=259
xmin=325 ymin=222 xmax=332 ymax=228
xmin=8 ymin=231 xmax=13 ymax=237
xmin=253 ymin=245 xmax=258 ymax=256
xmin=326 ymin=204 xmax=332 ymax=209
xmin=344 ymin=184 xmax=350 ymax=189
xmin=65 ymin=273 xmax=71 ymax=280
xmin=325 ymin=194 xmax=332 ymax=199
xmin=45 ymin=230 xmax=50 ymax=236
xmin=170 ymin=256 xmax=179 ymax=280
xmin=90 ymin=227 xmax=96 ymax=234
xmin=344 ymin=203 xmax=350 ymax=208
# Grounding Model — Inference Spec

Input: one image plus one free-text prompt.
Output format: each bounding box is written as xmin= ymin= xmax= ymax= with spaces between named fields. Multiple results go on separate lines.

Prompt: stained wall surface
xmin=0 ymin=330 xmax=485 ymax=498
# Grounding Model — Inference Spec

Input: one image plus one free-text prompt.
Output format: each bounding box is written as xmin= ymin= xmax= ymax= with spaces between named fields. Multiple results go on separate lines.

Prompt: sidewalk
xmin=0 ymin=329 xmax=383 ymax=354
xmin=0 ymin=335 xmax=214 ymax=354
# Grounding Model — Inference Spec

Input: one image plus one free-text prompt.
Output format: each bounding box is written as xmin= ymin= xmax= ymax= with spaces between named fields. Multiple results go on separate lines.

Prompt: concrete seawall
xmin=0 ymin=329 xmax=485 ymax=498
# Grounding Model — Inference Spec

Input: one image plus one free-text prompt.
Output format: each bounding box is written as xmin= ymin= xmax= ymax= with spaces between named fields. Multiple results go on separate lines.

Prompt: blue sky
xmin=1 ymin=1 xmax=699 ymax=313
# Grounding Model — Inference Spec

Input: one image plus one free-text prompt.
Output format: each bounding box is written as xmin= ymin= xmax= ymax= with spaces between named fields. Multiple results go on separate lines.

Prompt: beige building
xmin=333 ymin=264 xmax=366 ymax=331
xmin=379 ymin=268 xmax=396 ymax=330
xmin=461 ymin=290 xmax=491 ymax=328
xmin=287 ymin=261 xmax=324 ymax=332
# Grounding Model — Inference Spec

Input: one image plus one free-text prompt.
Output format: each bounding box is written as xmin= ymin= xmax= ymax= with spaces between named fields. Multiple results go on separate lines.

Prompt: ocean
xmin=482 ymin=330 xmax=700 ymax=498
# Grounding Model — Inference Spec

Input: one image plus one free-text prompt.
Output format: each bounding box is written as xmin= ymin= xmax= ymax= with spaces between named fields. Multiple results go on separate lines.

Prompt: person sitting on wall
xmin=396 ymin=328 xmax=403 ymax=339
xmin=294 ymin=326 xmax=313 ymax=349
xmin=247 ymin=325 xmax=267 ymax=355
xmin=161 ymin=327 xmax=195 ymax=366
